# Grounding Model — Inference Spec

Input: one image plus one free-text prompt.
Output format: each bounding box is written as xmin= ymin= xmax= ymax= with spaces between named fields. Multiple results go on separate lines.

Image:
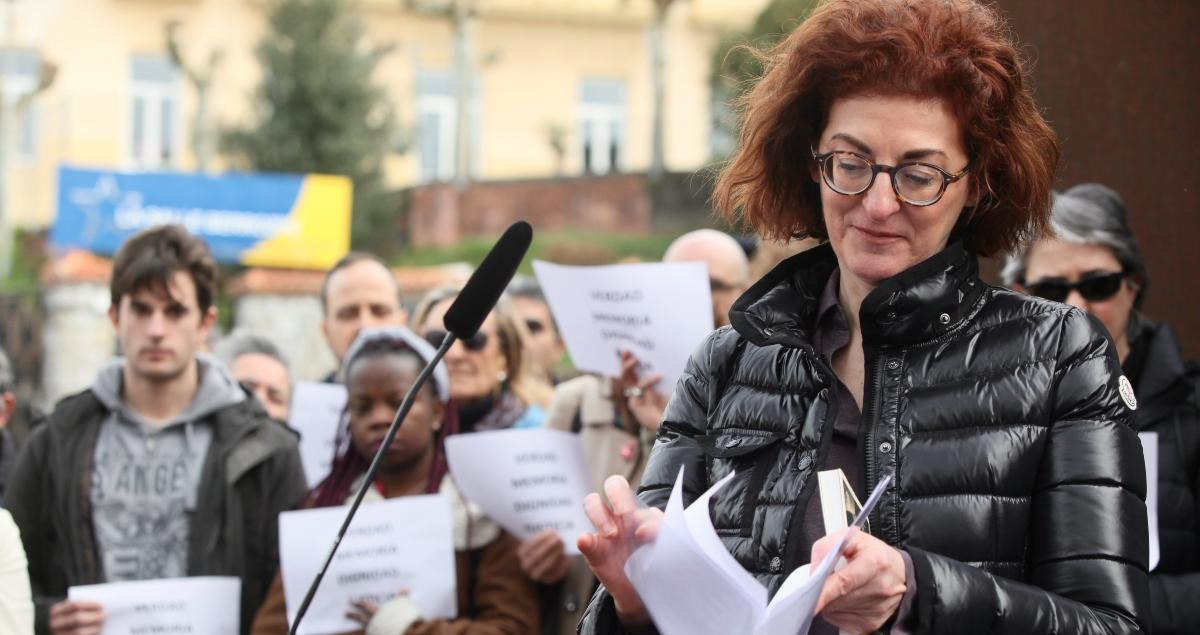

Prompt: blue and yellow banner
xmin=52 ymin=166 xmax=353 ymax=270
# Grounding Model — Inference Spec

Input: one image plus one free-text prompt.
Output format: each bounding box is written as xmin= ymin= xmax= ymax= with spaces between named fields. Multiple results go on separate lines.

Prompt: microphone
xmin=287 ymin=221 xmax=533 ymax=635
xmin=443 ymin=220 xmax=532 ymax=338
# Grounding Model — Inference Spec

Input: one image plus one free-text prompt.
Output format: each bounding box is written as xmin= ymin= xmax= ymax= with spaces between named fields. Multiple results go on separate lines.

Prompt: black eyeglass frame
xmin=811 ymin=148 xmax=970 ymax=207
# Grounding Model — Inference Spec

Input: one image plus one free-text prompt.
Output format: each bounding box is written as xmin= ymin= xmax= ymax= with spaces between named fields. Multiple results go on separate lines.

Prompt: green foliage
xmin=222 ymin=0 xmax=398 ymax=252
xmin=0 ymin=229 xmax=45 ymax=294
xmin=392 ymin=231 xmax=681 ymax=273
xmin=709 ymin=0 xmax=818 ymax=155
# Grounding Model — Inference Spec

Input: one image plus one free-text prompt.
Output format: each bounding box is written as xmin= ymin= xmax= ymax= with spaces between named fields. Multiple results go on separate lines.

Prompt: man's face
xmin=510 ymin=296 xmax=564 ymax=378
xmin=321 ymin=261 xmax=407 ymax=362
xmin=231 ymin=352 xmax=292 ymax=422
xmin=109 ymin=271 xmax=215 ymax=384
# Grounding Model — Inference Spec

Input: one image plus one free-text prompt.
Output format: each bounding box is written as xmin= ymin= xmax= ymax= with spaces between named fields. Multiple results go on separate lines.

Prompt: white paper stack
xmin=625 ymin=468 xmax=891 ymax=635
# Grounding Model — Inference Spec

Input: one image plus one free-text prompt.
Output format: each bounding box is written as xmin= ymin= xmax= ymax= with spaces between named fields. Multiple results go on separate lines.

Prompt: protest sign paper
xmin=288 ymin=381 xmax=347 ymax=488
xmin=624 ymin=468 xmax=891 ymax=635
xmin=532 ymin=260 xmax=714 ymax=389
xmin=1140 ymin=432 xmax=1159 ymax=571
xmin=278 ymin=495 xmax=456 ymax=635
xmin=445 ymin=428 xmax=591 ymax=555
xmin=68 ymin=576 xmax=240 ymax=634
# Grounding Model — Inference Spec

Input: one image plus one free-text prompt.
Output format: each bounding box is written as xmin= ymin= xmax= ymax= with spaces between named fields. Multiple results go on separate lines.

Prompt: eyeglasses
xmin=423 ymin=328 xmax=489 ymax=352
xmin=709 ymin=278 xmax=737 ymax=293
xmin=1024 ymin=271 xmax=1126 ymax=303
xmin=523 ymin=319 xmax=546 ymax=335
xmin=811 ymin=149 xmax=970 ymax=206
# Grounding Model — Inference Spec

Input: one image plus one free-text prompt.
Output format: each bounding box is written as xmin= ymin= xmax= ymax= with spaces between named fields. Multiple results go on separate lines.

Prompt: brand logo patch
xmin=1118 ymin=375 xmax=1138 ymax=411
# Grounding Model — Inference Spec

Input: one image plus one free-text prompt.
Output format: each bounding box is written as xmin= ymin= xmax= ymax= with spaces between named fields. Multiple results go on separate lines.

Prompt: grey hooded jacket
xmin=6 ymin=357 xmax=307 ymax=634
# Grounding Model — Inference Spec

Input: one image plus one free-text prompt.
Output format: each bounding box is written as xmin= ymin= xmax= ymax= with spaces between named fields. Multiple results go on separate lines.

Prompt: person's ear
xmin=108 ymin=304 xmax=119 ymax=329
xmin=201 ymin=305 xmax=218 ymax=330
xmin=197 ymin=306 xmax=218 ymax=344
xmin=0 ymin=392 xmax=14 ymax=428
xmin=430 ymin=398 xmax=445 ymax=432
xmin=320 ymin=317 xmax=332 ymax=345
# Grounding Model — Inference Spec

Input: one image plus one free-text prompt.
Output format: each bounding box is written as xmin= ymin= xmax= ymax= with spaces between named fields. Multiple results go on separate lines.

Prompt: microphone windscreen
xmin=443 ymin=221 xmax=533 ymax=338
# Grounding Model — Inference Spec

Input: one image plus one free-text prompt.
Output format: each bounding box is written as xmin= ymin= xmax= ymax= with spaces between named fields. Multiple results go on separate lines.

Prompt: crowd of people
xmin=0 ymin=1 xmax=1196 ymax=634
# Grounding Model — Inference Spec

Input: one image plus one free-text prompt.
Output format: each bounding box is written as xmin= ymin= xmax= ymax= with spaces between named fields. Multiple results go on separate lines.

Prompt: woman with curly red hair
xmin=577 ymin=0 xmax=1148 ymax=633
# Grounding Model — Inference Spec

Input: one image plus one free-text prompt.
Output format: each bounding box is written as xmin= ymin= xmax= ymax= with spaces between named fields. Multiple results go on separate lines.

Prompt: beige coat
xmin=543 ymin=374 xmax=654 ymax=635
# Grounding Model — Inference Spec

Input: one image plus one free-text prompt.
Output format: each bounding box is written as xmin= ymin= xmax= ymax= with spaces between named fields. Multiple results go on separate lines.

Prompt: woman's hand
xmin=518 ymin=528 xmax=571 ymax=584
xmin=578 ymin=475 xmax=664 ymax=628
xmin=813 ymin=529 xmax=907 ymax=633
xmin=615 ymin=350 xmax=668 ymax=433
xmin=346 ymin=598 xmax=381 ymax=626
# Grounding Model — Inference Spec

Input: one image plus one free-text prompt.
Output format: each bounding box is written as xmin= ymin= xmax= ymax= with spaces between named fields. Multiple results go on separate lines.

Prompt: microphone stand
xmin=288 ymin=334 xmax=456 ymax=635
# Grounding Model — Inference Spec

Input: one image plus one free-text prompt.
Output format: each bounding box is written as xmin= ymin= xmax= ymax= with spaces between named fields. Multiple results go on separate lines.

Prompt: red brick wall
xmin=409 ymin=175 xmax=652 ymax=247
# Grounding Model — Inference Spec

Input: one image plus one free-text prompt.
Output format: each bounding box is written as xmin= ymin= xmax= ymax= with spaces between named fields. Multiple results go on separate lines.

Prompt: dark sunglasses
xmin=709 ymin=278 xmax=737 ymax=293
xmin=423 ymin=328 xmax=489 ymax=352
xmin=1025 ymin=271 xmax=1125 ymax=303
xmin=523 ymin=318 xmax=546 ymax=335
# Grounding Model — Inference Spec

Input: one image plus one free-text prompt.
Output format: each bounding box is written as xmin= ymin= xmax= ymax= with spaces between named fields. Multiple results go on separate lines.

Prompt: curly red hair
xmin=713 ymin=0 xmax=1059 ymax=257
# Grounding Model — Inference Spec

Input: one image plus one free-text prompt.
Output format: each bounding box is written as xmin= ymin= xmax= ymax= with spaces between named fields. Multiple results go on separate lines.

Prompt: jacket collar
xmin=730 ymin=240 xmax=985 ymax=349
xmin=1127 ymin=320 xmax=1188 ymax=403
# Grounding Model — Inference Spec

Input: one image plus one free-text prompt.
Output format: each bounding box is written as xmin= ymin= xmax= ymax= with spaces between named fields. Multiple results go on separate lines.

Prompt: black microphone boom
xmin=443 ymin=220 xmax=533 ymax=338
xmin=286 ymin=221 xmax=533 ymax=635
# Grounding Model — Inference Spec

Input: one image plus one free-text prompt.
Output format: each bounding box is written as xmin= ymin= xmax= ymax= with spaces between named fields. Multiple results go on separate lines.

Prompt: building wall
xmin=992 ymin=0 xmax=1200 ymax=358
xmin=3 ymin=0 xmax=767 ymax=229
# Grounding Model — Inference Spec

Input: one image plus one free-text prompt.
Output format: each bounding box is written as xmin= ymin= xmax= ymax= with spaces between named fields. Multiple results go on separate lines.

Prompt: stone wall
xmin=41 ymin=282 xmax=115 ymax=409
xmin=230 ymin=294 xmax=336 ymax=382
xmin=37 ymin=252 xmax=471 ymax=408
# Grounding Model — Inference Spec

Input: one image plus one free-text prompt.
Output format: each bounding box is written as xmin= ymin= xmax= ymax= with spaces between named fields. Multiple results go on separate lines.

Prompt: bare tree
xmin=165 ymin=20 xmax=224 ymax=173
xmin=647 ymin=0 xmax=677 ymax=184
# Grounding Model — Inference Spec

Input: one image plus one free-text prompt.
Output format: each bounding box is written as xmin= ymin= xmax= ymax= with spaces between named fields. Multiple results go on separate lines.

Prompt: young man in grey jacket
xmin=6 ymin=225 xmax=307 ymax=635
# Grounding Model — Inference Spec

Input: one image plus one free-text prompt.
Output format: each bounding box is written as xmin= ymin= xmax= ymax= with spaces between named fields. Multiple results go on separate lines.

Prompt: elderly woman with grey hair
xmin=214 ymin=333 xmax=295 ymax=423
xmin=1004 ymin=183 xmax=1200 ymax=635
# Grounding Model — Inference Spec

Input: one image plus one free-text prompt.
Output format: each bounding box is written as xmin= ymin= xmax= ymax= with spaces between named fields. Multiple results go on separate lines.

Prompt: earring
xmin=497 ymin=371 xmax=508 ymax=382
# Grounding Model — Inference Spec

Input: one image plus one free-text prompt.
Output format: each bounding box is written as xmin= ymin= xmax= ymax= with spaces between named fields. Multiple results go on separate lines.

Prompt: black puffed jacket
xmin=580 ymin=242 xmax=1149 ymax=634
xmin=1127 ymin=321 xmax=1200 ymax=634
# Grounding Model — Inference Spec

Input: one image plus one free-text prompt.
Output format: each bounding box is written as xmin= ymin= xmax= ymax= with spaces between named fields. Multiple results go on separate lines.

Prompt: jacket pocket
xmin=696 ymin=430 xmax=785 ymax=458
xmin=698 ymin=431 xmax=784 ymax=535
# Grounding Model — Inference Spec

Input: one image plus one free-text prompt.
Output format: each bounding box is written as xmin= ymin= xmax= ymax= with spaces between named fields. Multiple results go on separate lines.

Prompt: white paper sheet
xmin=68 ymin=576 xmax=240 ymax=634
xmin=445 ymin=428 xmax=591 ymax=555
xmin=1139 ymin=431 xmax=1159 ymax=571
xmin=288 ymin=381 xmax=348 ymax=488
xmin=278 ymin=495 xmax=457 ymax=635
xmin=624 ymin=468 xmax=892 ymax=635
xmin=532 ymin=260 xmax=714 ymax=389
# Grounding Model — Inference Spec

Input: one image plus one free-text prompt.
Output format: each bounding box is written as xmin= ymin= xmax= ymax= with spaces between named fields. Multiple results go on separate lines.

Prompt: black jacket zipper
xmin=859 ymin=348 xmax=885 ymax=533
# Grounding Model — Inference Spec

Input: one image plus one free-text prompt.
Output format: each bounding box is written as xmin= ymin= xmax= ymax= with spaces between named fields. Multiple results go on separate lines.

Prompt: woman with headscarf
xmin=251 ymin=327 xmax=539 ymax=634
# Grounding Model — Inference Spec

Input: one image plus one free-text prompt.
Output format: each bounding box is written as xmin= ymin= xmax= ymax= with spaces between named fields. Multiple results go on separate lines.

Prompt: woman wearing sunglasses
xmin=1004 ymin=184 xmax=1200 ymax=634
xmin=413 ymin=287 xmax=553 ymax=433
xmin=577 ymin=0 xmax=1148 ymax=633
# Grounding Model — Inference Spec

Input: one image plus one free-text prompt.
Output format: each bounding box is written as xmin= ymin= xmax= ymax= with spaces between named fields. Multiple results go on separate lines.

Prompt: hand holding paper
xmin=445 ymin=428 xmax=593 ymax=553
xmin=579 ymin=475 xmax=665 ymax=628
xmin=621 ymin=468 xmax=892 ymax=635
xmin=67 ymin=577 xmax=241 ymax=635
xmin=811 ymin=528 xmax=908 ymax=632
